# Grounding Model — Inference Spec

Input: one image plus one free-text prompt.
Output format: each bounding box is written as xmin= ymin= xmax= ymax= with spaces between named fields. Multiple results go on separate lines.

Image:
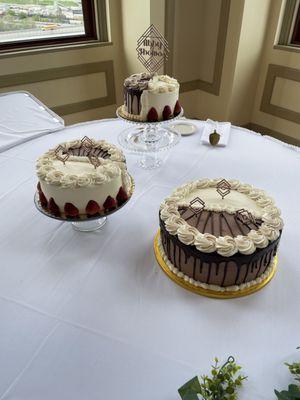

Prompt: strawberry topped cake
xmin=120 ymin=72 xmax=181 ymax=122
xmin=36 ymin=137 xmax=133 ymax=219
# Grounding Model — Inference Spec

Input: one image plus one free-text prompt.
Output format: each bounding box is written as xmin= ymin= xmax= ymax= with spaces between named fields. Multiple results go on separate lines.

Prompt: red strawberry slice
xmin=163 ymin=105 xmax=172 ymax=120
xmin=39 ymin=190 xmax=48 ymax=209
xmin=64 ymin=202 xmax=79 ymax=218
xmin=116 ymin=187 xmax=128 ymax=206
xmin=147 ymin=107 xmax=158 ymax=122
xmin=86 ymin=200 xmax=101 ymax=216
xmin=174 ymin=100 xmax=181 ymax=116
xmin=48 ymin=198 xmax=60 ymax=217
xmin=103 ymin=196 xmax=117 ymax=211
xmin=37 ymin=182 xmax=42 ymax=192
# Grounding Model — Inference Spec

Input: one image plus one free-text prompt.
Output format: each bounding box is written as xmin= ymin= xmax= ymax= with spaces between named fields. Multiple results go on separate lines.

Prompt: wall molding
xmin=165 ymin=0 xmax=231 ymax=95
xmin=0 ymin=60 xmax=116 ymax=116
xmin=244 ymin=122 xmax=300 ymax=147
xmin=260 ymin=64 xmax=300 ymax=124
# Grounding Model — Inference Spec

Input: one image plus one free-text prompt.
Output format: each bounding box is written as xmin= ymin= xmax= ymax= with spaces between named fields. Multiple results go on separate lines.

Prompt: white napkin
xmin=0 ymin=91 xmax=64 ymax=153
xmin=201 ymin=119 xmax=231 ymax=146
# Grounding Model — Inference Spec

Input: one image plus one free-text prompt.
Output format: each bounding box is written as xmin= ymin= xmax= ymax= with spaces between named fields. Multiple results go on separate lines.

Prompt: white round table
xmin=0 ymin=118 xmax=299 ymax=400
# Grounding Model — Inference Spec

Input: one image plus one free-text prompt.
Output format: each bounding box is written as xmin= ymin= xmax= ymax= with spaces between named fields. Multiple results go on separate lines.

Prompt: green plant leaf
xmin=275 ymin=385 xmax=300 ymax=400
xmin=178 ymin=376 xmax=201 ymax=399
xmin=287 ymin=384 xmax=300 ymax=398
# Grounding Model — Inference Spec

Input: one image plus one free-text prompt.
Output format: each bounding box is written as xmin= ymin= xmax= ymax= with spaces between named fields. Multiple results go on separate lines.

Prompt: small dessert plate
xmin=169 ymin=122 xmax=197 ymax=136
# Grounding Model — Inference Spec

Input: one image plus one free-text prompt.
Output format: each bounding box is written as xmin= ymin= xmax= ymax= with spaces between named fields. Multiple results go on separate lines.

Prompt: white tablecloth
xmin=0 ymin=119 xmax=299 ymax=400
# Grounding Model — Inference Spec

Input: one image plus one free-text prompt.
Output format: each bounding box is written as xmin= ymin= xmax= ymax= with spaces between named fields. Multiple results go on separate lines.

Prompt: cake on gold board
xmin=36 ymin=137 xmax=133 ymax=219
xmin=119 ymin=72 xmax=182 ymax=122
xmin=156 ymin=179 xmax=283 ymax=298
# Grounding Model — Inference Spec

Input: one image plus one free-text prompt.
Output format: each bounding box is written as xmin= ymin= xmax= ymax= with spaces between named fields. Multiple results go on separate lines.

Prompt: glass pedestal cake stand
xmin=116 ymin=107 xmax=183 ymax=169
xmin=34 ymin=177 xmax=134 ymax=232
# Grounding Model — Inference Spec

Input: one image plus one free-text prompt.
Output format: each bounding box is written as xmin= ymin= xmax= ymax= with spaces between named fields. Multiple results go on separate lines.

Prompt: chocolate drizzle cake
xmin=121 ymin=72 xmax=181 ymax=122
xmin=158 ymin=179 xmax=283 ymax=292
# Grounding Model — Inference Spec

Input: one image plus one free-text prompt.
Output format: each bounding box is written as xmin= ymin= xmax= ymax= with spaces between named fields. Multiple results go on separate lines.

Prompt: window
xmin=0 ymin=0 xmax=107 ymax=52
xmin=278 ymin=0 xmax=300 ymax=48
xmin=291 ymin=3 xmax=300 ymax=45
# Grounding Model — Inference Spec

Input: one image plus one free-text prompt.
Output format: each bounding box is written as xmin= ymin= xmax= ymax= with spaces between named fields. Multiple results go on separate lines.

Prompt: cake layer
xmin=160 ymin=218 xmax=280 ymax=287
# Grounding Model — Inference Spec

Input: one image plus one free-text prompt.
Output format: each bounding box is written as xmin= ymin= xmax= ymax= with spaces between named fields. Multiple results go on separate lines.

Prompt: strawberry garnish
xmin=163 ymin=105 xmax=172 ymax=120
xmin=103 ymin=196 xmax=117 ymax=211
xmin=48 ymin=198 xmax=60 ymax=217
xmin=39 ymin=191 xmax=48 ymax=209
xmin=174 ymin=100 xmax=181 ymax=116
xmin=86 ymin=200 xmax=101 ymax=216
xmin=147 ymin=107 xmax=158 ymax=122
xmin=64 ymin=202 xmax=79 ymax=218
xmin=37 ymin=182 xmax=41 ymax=192
xmin=116 ymin=187 xmax=128 ymax=206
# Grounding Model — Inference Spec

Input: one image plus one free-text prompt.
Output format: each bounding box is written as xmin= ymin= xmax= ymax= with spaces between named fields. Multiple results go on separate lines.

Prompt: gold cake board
xmin=154 ymin=230 xmax=277 ymax=299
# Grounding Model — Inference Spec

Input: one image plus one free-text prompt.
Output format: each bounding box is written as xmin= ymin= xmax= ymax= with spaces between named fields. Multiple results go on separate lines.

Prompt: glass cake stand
xmin=34 ymin=177 xmax=134 ymax=232
xmin=116 ymin=106 xmax=183 ymax=169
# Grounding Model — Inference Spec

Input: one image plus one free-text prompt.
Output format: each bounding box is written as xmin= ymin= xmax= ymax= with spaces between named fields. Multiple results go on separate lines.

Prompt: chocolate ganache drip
xmin=179 ymin=207 xmax=262 ymax=237
xmin=63 ymin=145 xmax=110 ymax=159
xmin=124 ymin=72 xmax=153 ymax=115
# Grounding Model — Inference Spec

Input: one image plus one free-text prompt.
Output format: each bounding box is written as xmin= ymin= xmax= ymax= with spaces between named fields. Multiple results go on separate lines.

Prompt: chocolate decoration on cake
xmin=236 ymin=209 xmax=258 ymax=227
xmin=188 ymin=197 xmax=205 ymax=215
xmin=216 ymin=179 xmax=231 ymax=199
xmin=54 ymin=145 xmax=69 ymax=165
xmin=81 ymin=136 xmax=94 ymax=149
xmin=88 ymin=155 xmax=101 ymax=169
xmin=179 ymin=208 xmax=261 ymax=237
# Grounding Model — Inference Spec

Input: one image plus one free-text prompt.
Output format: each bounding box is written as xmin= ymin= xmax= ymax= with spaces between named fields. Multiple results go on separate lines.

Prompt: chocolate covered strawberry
xmin=103 ymin=196 xmax=117 ymax=211
xmin=116 ymin=187 xmax=128 ymax=206
xmin=163 ymin=105 xmax=172 ymax=120
xmin=39 ymin=190 xmax=48 ymax=209
xmin=86 ymin=200 xmax=101 ymax=216
xmin=48 ymin=198 xmax=60 ymax=217
xmin=174 ymin=100 xmax=181 ymax=116
xmin=64 ymin=202 xmax=79 ymax=218
xmin=147 ymin=107 xmax=158 ymax=122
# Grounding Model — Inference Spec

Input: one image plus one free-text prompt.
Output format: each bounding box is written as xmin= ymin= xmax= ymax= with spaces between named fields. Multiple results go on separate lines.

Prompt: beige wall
xmin=119 ymin=0 xmax=150 ymax=76
xmin=165 ymin=0 xmax=299 ymax=143
xmin=227 ymin=0 xmax=272 ymax=125
xmin=251 ymin=0 xmax=300 ymax=141
xmin=0 ymin=0 xmax=125 ymax=125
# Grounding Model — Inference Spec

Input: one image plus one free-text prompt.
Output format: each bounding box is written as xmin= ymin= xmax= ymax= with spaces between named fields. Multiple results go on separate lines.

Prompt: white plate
xmin=169 ymin=122 xmax=197 ymax=136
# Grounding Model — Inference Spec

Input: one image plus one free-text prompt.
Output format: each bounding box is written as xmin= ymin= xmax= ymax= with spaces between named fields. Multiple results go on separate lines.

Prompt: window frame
xmin=290 ymin=3 xmax=300 ymax=45
xmin=0 ymin=0 xmax=108 ymax=54
xmin=277 ymin=0 xmax=300 ymax=48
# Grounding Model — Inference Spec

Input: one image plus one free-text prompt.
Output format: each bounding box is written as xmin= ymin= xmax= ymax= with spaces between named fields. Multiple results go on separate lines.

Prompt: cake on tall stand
xmin=117 ymin=73 xmax=183 ymax=169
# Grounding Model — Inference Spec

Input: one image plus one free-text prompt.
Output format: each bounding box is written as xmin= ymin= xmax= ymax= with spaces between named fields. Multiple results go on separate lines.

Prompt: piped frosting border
xmin=160 ymin=179 xmax=283 ymax=257
xmin=36 ymin=139 xmax=129 ymax=189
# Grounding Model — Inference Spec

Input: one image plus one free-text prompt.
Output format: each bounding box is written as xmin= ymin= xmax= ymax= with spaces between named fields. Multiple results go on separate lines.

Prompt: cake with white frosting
xmin=159 ymin=179 xmax=283 ymax=292
xmin=36 ymin=137 xmax=133 ymax=219
xmin=121 ymin=72 xmax=181 ymax=122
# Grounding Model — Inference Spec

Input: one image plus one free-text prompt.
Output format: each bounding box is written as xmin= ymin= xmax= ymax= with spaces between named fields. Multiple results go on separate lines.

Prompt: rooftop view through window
xmin=0 ymin=1 xmax=85 ymax=44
